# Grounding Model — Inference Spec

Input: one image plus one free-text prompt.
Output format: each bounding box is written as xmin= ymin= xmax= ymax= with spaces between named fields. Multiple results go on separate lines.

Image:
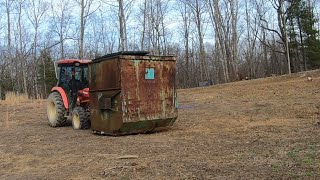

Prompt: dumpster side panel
xmin=89 ymin=58 xmax=121 ymax=91
xmin=90 ymin=91 xmax=123 ymax=133
xmin=89 ymin=55 xmax=177 ymax=135
xmin=121 ymin=57 xmax=177 ymax=123
xmin=161 ymin=59 xmax=178 ymax=118
xmin=89 ymin=59 xmax=123 ymax=133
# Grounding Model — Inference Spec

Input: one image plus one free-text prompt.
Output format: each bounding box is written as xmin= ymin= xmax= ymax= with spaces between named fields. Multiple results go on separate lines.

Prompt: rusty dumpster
xmin=89 ymin=51 xmax=178 ymax=135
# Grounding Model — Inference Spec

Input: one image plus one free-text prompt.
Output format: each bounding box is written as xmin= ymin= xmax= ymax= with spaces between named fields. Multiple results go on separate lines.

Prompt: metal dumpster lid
xmin=92 ymin=51 xmax=150 ymax=62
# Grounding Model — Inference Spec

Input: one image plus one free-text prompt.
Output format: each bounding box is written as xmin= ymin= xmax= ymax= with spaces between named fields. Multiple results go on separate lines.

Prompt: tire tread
xmin=47 ymin=92 xmax=67 ymax=127
xmin=72 ymin=106 xmax=90 ymax=129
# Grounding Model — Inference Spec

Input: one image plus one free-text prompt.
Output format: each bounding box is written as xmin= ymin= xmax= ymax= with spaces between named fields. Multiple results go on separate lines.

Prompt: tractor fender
xmin=51 ymin=87 xmax=69 ymax=109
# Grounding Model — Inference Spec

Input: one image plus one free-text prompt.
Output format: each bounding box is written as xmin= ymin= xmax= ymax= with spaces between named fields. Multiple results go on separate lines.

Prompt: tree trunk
xmin=79 ymin=0 xmax=85 ymax=59
xmin=297 ymin=16 xmax=307 ymax=71
xmin=60 ymin=23 xmax=64 ymax=59
xmin=159 ymin=1 xmax=167 ymax=55
xmin=18 ymin=0 xmax=28 ymax=95
xmin=141 ymin=0 xmax=147 ymax=50
xmin=118 ymin=0 xmax=127 ymax=51
xmin=182 ymin=3 xmax=190 ymax=87
xmin=230 ymin=0 xmax=239 ymax=80
xmin=211 ymin=0 xmax=229 ymax=83
xmin=262 ymin=27 xmax=269 ymax=76
xmin=194 ymin=0 xmax=208 ymax=81
xmin=277 ymin=0 xmax=291 ymax=74
xmin=6 ymin=0 xmax=11 ymax=51
xmin=6 ymin=0 xmax=14 ymax=91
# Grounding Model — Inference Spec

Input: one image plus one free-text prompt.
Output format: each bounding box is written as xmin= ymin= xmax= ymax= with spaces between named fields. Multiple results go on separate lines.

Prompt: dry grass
xmin=2 ymin=91 xmax=29 ymax=105
xmin=1 ymin=92 xmax=28 ymax=128
xmin=0 ymin=71 xmax=319 ymax=179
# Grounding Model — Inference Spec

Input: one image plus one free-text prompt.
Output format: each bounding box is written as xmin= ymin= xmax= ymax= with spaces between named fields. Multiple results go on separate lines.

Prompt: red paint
xmin=57 ymin=59 xmax=91 ymax=65
xmin=80 ymin=88 xmax=90 ymax=98
xmin=77 ymin=88 xmax=90 ymax=104
xmin=51 ymin=87 xmax=69 ymax=109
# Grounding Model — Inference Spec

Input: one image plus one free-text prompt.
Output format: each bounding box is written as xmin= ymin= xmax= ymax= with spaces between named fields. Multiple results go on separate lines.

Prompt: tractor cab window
xmin=74 ymin=66 xmax=89 ymax=87
xmin=75 ymin=67 xmax=82 ymax=81
xmin=59 ymin=65 xmax=88 ymax=91
xmin=83 ymin=67 xmax=88 ymax=82
xmin=60 ymin=66 xmax=73 ymax=83
xmin=83 ymin=67 xmax=89 ymax=86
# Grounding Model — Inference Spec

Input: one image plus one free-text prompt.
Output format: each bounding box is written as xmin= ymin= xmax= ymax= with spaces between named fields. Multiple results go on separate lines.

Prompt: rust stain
xmin=89 ymin=52 xmax=178 ymax=135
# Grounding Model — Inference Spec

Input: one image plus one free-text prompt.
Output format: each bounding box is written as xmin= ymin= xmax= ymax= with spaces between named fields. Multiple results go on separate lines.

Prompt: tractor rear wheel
xmin=47 ymin=92 xmax=67 ymax=127
xmin=72 ymin=107 xmax=90 ymax=130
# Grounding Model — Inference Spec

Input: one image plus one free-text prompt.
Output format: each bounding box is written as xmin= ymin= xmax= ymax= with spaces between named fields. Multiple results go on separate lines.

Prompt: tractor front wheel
xmin=72 ymin=107 xmax=90 ymax=130
xmin=47 ymin=92 xmax=67 ymax=127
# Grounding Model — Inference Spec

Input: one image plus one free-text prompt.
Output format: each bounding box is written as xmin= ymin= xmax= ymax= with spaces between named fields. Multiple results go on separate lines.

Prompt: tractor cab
xmin=47 ymin=59 xmax=91 ymax=130
xmin=56 ymin=59 xmax=90 ymax=95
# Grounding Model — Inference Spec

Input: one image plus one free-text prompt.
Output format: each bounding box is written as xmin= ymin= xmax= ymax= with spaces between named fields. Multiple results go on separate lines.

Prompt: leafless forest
xmin=0 ymin=0 xmax=320 ymax=98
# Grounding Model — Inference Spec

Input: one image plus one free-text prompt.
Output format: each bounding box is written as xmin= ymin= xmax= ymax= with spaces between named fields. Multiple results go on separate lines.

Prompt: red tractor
xmin=47 ymin=59 xmax=91 ymax=130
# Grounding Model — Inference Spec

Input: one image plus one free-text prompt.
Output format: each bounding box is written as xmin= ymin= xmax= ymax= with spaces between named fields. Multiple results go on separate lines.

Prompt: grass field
xmin=0 ymin=70 xmax=319 ymax=179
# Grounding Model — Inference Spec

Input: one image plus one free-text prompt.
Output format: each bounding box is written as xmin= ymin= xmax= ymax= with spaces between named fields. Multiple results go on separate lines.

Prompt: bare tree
xmin=230 ymin=0 xmax=239 ymax=80
xmin=5 ymin=0 xmax=12 ymax=51
xmin=15 ymin=0 xmax=28 ymax=94
xmin=50 ymin=0 xmax=73 ymax=59
xmin=186 ymin=0 xmax=209 ymax=82
xmin=259 ymin=0 xmax=291 ymax=74
xmin=244 ymin=0 xmax=259 ymax=79
xmin=207 ymin=0 xmax=228 ymax=82
xmin=0 ymin=0 xmax=319 ymax=97
xmin=118 ymin=0 xmax=127 ymax=51
xmin=206 ymin=0 xmax=240 ymax=82
xmin=140 ymin=0 xmax=147 ymax=50
xmin=26 ymin=0 xmax=48 ymax=98
xmin=97 ymin=8 xmax=117 ymax=54
xmin=76 ymin=0 xmax=95 ymax=59
xmin=140 ymin=0 xmax=170 ymax=55
xmin=5 ymin=0 xmax=15 ymax=90
xmin=177 ymin=0 xmax=192 ymax=87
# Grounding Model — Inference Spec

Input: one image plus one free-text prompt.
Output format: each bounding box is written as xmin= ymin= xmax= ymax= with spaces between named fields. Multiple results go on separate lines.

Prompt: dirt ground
xmin=0 ymin=70 xmax=320 ymax=180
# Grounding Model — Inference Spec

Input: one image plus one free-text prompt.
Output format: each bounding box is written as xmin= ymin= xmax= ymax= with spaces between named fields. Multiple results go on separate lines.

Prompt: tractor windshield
xmin=59 ymin=65 xmax=88 ymax=91
xmin=60 ymin=66 xmax=73 ymax=83
xmin=74 ymin=66 xmax=89 ymax=86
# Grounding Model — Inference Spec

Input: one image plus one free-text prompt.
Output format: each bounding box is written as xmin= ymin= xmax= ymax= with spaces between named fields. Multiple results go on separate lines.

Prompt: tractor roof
xmin=57 ymin=59 xmax=91 ymax=65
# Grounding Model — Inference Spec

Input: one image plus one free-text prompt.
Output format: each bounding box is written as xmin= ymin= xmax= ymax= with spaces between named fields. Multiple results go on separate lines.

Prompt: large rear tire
xmin=47 ymin=92 xmax=67 ymax=127
xmin=72 ymin=107 xmax=90 ymax=130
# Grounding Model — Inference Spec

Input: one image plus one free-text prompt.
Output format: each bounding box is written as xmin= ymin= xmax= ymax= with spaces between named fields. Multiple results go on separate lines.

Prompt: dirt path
xmin=0 ymin=71 xmax=320 ymax=179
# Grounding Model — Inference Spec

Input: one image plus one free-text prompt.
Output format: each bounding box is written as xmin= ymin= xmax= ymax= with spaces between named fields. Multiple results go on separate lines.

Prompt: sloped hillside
xmin=0 ymin=70 xmax=319 ymax=179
